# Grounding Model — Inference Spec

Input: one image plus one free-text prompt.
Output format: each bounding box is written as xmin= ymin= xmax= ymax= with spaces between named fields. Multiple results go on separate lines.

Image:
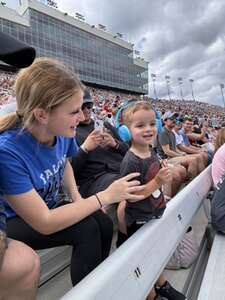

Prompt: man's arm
xmin=72 ymin=129 xmax=103 ymax=176
xmin=177 ymin=144 xmax=199 ymax=154
xmin=161 ymin=144 xmax=183 ymax=158
xmin=187 ymin=129 xmax=206 ymax=142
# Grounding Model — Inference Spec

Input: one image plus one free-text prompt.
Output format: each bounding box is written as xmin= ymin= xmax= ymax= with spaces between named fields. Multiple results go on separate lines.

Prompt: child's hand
xmin=155 ymin=167 xmax=172 ymax=185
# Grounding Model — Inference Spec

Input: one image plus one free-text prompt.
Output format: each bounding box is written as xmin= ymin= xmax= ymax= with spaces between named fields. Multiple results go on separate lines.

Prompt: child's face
xmin=129 ymin=109 xmax=157 ymax=146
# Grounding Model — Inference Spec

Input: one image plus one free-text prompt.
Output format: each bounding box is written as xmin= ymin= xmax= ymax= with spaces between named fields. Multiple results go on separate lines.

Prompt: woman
xmin=0 ymin=58 xmax=144 ymax=286
xmin=212 ymin=128 xmax=225 ymax=186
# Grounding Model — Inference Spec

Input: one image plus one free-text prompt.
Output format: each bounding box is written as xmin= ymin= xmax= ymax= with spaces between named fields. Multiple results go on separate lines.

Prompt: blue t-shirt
xmin=0 ymin=128 xmax=79 ymax=219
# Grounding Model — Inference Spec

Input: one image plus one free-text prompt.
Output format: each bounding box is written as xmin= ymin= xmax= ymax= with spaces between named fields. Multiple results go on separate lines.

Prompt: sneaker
xmin=155 ymin=281 xmax=186 ymax=300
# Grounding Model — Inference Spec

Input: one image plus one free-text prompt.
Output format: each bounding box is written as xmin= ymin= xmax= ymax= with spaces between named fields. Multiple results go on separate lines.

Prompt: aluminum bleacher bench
xmin=197 ymin=233 xmax=225 ymax=300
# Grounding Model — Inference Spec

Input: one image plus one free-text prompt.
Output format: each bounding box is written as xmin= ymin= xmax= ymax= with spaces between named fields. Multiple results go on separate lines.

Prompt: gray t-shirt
xmin=157 ymin=127 xmax=176 ymax=159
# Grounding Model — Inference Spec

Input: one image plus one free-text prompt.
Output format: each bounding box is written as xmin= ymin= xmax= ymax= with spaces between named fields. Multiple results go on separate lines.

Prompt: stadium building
xmin=0 ymin=0 xmax=148 ymax=94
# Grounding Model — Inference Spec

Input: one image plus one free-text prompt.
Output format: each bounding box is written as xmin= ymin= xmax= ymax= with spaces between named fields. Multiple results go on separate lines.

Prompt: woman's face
xmin=46 ymin=89 xmax=85 ymax=137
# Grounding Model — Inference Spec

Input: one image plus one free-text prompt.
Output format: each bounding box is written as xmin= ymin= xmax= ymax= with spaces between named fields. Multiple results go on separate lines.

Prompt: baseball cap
xmin=0 ymin=31 xmax=36 ymax=68
xmin=161 ymin=111 xmax=176 ymax=121
xmin=83 ymin=89 xmax=93 ymax=104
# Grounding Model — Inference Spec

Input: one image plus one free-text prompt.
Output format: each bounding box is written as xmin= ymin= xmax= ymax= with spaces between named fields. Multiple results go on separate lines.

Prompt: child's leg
xmin=116 ymin=201 xmax=128 ymax=247
xmin=117 ymin=201 xmax=127 ymax=234
xmin=155 ymin=273 xmax=186 ymax=299
xmin=155 ymin=273 xmax=167 ymax=287
xmin=146 ymin=289 xmax=157 ymax=300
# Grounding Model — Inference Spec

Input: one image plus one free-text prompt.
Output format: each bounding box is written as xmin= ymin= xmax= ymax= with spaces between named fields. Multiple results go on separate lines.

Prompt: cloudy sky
xmin=6 ymin=0 xmax=225 ymax=106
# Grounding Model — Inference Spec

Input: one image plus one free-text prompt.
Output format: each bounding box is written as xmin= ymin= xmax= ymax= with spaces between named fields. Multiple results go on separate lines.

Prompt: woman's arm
xmin=5 ymin=173 xmax=145 ymax=235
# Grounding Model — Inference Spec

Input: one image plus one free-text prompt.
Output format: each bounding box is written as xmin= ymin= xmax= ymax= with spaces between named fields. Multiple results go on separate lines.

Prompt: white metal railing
xmin=62 ymin=166 xmax=212 ymax=300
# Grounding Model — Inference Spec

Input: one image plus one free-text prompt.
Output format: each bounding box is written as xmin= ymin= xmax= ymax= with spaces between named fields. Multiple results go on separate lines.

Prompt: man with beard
xmin=157 ymin=112 xmax=199 ymax=180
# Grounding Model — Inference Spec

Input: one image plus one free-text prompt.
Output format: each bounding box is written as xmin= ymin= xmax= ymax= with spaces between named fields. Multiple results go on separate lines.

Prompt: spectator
xmin=157 ymin=112 xmax=198 ymax=180
xmin=117 ymin=101 xmax=186 ymax=300
xmin=212 ymin=128 xmax=225 ymax=186
xmin=173 ymin=119 xmax=205 ymax=174
xmin=214 ymin=128 xmax=225 ymax=152
xmin=180 ymin=117 xmax=209 ymax=166
xmin=72 ymin=88 xmax=128 ymax=199
xmin=0 ymin=58 xmax=145 ymax=287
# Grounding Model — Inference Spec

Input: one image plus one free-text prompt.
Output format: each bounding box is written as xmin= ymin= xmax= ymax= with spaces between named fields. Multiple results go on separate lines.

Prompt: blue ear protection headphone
xmin=115 ymin=101 xmax=133 ymax=142
xmin=115 ymin=101 xmax=162 ymax=142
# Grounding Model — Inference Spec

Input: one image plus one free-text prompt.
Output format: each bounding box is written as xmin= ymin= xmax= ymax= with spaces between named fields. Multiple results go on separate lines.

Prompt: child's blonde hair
xmin=123 ymin=101 xmax=153 ymax=128
xmin=0 ymin=58 xmax=84 ymax=132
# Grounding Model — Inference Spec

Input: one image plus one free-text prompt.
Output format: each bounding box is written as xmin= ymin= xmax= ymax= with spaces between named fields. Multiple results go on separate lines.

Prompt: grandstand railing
xmin=61 ymin=166 xmax=212 ymax=300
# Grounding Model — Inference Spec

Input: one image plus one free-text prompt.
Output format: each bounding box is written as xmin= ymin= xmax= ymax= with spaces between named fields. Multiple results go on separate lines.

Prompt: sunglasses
xmin=169 ymin=117 xmax=176 ymax=122
xmin=82 ymin=103 xmax=93 ymax=110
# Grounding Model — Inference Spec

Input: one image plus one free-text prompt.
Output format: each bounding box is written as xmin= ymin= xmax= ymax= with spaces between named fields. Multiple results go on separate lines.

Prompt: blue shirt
xmin=0 ymin=128 xmax=78 ymax=218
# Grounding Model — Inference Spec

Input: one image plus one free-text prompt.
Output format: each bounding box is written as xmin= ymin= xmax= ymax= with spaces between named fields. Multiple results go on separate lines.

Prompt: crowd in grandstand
xmin=1 ymin=71 xmax=225 ymax=129
xmin=1 ymin=34 xmax=225 ymax=300
xmin=0 ymin=71 xmax=16 ymax=106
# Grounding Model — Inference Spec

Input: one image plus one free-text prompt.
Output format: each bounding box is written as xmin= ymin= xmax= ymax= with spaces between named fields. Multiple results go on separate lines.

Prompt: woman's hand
xmin=100 ymin=173 xmax=145 ymax=205
xmin=81 ymin=129 xmax=103 ymax=152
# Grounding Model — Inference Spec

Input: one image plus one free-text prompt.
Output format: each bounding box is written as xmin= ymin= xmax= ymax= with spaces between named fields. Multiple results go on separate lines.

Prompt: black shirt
xmin=73 ymin=120 xmax=129 ymax=188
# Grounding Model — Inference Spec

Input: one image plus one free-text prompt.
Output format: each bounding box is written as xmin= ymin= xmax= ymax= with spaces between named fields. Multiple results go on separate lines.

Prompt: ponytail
xmin=0 ymin=112 xmax=21 ymax=133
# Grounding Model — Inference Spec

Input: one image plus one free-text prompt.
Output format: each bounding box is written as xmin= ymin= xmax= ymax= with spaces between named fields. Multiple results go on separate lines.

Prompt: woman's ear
xmin=33 ymin=108 xmax=49 ymax=125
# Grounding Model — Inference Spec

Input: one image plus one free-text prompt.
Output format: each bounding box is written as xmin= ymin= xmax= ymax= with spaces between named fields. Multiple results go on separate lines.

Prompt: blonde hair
xmin=0 ymin=58 xmax=84 ymax=132
xmin=215 ymin=128 xmax=225 ymax=151
xmin=123 ymin=101 xmax=153 ymax=128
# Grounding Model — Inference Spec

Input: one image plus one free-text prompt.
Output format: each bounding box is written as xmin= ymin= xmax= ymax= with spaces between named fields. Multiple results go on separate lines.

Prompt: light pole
xmin=189 ymin=79 xmax=195 ymax=101
xmin=178 ymin=77 xmax=184 ymax=101
xmin=151 ymin=73 xmax=157 ymax=101
xmin=165 ymin=75 xmax=171 ymax=101
xmin=220 ymin=84 xmax=225 ymax=108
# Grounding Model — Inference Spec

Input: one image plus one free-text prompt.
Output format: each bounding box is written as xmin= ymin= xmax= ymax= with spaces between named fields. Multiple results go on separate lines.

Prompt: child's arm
xmin=130 ymin=167 xmax=172 ymax=200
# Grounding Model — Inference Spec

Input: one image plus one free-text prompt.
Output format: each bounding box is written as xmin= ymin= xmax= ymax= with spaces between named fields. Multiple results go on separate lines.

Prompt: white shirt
xmin=173 ymin=129 xmax=184 ymax=146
